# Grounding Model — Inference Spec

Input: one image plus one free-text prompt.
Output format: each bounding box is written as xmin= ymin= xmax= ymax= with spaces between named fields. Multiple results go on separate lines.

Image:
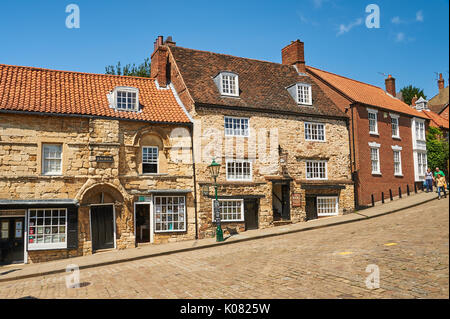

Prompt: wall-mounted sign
xmin=96 ymin=156 xmax=114 ymax=163
xmin=292 ymin=193 xmax=301 ymax=207
xmin=138 ymin=196 xmax=152 ymax=202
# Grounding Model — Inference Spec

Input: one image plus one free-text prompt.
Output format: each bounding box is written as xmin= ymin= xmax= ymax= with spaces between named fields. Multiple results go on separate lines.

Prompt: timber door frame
xmin=89 ymin=204 xmax=116 ymax=251
xmin=0 ymin=210 xmax=27 ymax=264
xmin=133 ymin=201 xmax=154 ymax=244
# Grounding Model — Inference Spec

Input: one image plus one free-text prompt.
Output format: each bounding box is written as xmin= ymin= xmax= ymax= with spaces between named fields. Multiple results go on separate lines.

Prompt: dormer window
xmin=111 ymin=87 xmax=139 ymax=111
xmin=214 ymin=72 xmax=239 ymax=97
xmin=287 ymin=83 xmax=312 ymax=106
xmin=296 ymin=83 xmax=312 ymax=105
xmin=415 ymin=97 xmax=428 ymax=111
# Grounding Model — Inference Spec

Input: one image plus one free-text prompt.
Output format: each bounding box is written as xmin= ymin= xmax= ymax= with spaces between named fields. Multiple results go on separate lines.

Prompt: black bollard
xmin=381 ymin=192 xmax=384 ymax=204
xmin=407 ymin=185 xmax=410 ymax=196
xmin=389 ymin=189 xmax=393 ymax=201
xmin=414 ymin=183 xmax=417 ymax=193
xmin=371 ymin=194 xmax=375 ymax=207
xmin=399 ymin=187 xmax=402 ymax=198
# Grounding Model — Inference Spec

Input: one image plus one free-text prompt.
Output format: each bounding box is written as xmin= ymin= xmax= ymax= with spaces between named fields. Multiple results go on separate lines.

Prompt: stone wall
xmin=0 ymin=113 xmax=195 ymax=263
xmin=191 ymin=107 xmax=355 ymax=238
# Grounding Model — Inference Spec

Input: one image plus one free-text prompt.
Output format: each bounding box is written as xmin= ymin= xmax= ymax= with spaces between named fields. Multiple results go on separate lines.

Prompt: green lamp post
xmin=208 ymin=158 xmax=224 ymax=242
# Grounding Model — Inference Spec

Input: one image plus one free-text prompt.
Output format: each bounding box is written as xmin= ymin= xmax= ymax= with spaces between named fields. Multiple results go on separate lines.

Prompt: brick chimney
xmin=438 ymin=73 xmax=445 ymax=91
xmin=151 ymin=36 xmax=175 ymax=87
xmin=385 ymin=74 xmax=396 ymax=97
xmin=411 ymin=95 xmax=418 ymax=106
xmin=282 ymin=40 xmax=306 ymax=73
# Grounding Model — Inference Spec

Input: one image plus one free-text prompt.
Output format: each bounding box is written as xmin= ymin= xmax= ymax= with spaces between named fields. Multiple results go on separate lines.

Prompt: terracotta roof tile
xmin=0 ymin=64 xmax=191 ymax=123
xmin=169 ymin=46 xmax=347 ymax=119
xmin=422 ymin=109 xmax=449 ymax=129
xmin=307 ymin=66 xmax=428 ymax=119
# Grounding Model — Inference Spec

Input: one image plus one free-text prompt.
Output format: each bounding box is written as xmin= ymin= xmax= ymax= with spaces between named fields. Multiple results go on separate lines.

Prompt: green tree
xmin=400 ymin=85 xmax=427 ymax=105
xmin=426 ymin=126 xmax=449 ymax=176
xmin=105 ymin=58 xmax=151 ymax=77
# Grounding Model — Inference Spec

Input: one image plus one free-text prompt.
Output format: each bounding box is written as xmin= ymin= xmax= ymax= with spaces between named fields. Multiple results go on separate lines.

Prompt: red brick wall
xmin=354 ymin=104 xmax=416 ymax=206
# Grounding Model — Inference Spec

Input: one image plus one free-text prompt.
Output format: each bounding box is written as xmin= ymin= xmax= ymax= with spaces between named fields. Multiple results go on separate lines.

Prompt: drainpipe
xmin=350 ymin=102 xmax=359 ymax=208
xmin=189 ymin=124 xmax=199 ymax=240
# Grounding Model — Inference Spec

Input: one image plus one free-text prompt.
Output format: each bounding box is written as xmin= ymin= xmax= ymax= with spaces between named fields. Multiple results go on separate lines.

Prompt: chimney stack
xmin=385 ymin=74 xmax=396 ymax=97
xmin=438 ymin=73 xmax=445 ymax=90
xmin=411 ymin=95 xmax=418 ymax=106
xmin=282 ymin=40 xmax=306 ymax=73
xmin=151 ymin=35 xmax=174 ymax=87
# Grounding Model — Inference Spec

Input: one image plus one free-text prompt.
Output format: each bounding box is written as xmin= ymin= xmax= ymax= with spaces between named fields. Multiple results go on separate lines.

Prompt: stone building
xmin=307 ymin=68 xmax=430 ymax=207
xmin=150 ymin=37 xmax=355 ymax=239
xmin=0 ymin=64 xmax=196 ymax=264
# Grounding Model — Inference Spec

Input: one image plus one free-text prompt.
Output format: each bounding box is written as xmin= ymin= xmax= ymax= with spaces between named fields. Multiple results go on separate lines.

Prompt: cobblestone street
xmin=0 ymin=198 xmax=448 ymax=299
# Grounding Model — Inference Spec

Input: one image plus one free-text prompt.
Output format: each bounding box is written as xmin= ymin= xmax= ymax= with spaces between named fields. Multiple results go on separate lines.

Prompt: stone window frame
xmin=367 ymin=108 xmax=379 ymax=135
xmin=220 ymin=72 xmax=239 ymax=97
xmin=317 ymin=196 xmax=339 ymax=216
xmin=142 ymin=146 xmax=159 ymax=174
xmin=212 ymin=199 xmax=244 ymax=222
xmin=224 ymin=116 xmax=249 ymax=137
xmin=305 ymin=160 xmax=328 ymax=180
xmin=225 ymin=159 xmax=252 ymax=181
xmin=42 ymin=143 xmax=63 ymax=175
xmin=304 ymin=122 xmax=326 ymax=142
xmin=38 ymin=140 xmax=67 ymax=176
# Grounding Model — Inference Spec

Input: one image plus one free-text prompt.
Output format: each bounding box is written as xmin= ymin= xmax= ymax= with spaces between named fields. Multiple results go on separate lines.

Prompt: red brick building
xmin=307 ymin=68 xmax=429 ymax=207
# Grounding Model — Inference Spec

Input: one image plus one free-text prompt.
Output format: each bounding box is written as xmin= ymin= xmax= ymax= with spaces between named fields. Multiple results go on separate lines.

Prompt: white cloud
xmin=297 ymin=12 xmax=319 ymax=26
xmin=416 ymin=10 xmax=424 ymax=22
xmin=312 ymin=0 xmax=324 ymax=8
xmin=337 ymin=18 xmax=363 ymax=36
xmin=395 ymin=32 xmax=415 ymax=43
xmin=391 ymin=16 xmax=403 ymax=24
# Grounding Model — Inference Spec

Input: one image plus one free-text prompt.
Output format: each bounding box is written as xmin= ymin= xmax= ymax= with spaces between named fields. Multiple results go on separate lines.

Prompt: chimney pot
xmin=385 ymin=75 xmax=396 ymax=97
xmin=438 ymin=73 xmax=445 ymax=90
xmin=282 ymin=40 xmax=306 ymax=73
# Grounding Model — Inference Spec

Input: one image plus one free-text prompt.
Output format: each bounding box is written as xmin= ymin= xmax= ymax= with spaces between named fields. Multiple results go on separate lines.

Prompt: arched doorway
xmin=80 ymin=184 xmax=124 ymax=252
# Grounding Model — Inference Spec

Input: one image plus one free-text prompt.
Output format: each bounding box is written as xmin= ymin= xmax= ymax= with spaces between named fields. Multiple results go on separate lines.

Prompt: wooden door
xmin=91 ymin=205 xmax=114 ymax=251
xmin=244 ymin=199 xmax=259 ymax=230
xmin=305 ymin=197 xmax=318 ymax=221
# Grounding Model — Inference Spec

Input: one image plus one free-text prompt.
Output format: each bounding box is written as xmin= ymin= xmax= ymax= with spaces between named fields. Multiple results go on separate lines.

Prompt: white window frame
xmin=367 ymin=108 xmax=379 ymax=135
xmin=390 ymin=113 xmax=400 ymax=139
xmin=304 ymin=122 xmax=326 ymax=142
xmin=224 ymin=116 xmax=249 ymax=137
xmin=142 ymin=146 xmax=159 ymax=174
xmin=369 ymin=142 xmax=381 ymax=175
xmin=226 ymin=159 xmax=252 ymax=181
xmin=296 ymin=83 xmax=312 ymax=105
xmin=153 ymin=196 xmax=186 ymax=233
xmin=316 ymin=196 xmax=339 ymax=216
xmin=415 ymin=120 xmax=426 ymax=141
xmin=305 ymin=160 xmax=328 ymax=180
xmin=42 ymin=144 xmax=62 ymax=176
xmin=417 ymin=152 xmax=427 ymax=177
xmin=220 ymin=72 xmax=239 ymax=97
xmin=393 ymin=148 xmax=402 ymax=176
xmin=212 ymin=199 xmax=244 ymax=222
xmin=27 ymin=208 xmax=68 ymax=250
xmin=113 ymin=87 xmax=139 ymax=111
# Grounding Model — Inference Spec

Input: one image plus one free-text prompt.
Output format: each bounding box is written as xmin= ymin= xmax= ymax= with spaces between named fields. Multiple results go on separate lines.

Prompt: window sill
xmin=369 ymin=132 xmax=379 ymax=136
xmin=305 ymin=139 xmax=327 ymax=143
xmin=394 ymin=174 xmax=404 ymax=177
xmin=371 ymin=172 xmax=382 ymax=176
xmin=140 ymin=173 xmax=168 ymax=176
xmin=392 ymin=136 xmax=401 ymax=140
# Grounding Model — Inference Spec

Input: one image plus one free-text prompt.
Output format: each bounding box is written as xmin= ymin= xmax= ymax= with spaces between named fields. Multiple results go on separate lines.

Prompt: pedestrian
xmin=425 ymin=168 xmax=434 ymax=192
xmin=436 ymin=173 xmax=447 ymax=199
xmin=434 ymin=167 xmax=445 ymax=193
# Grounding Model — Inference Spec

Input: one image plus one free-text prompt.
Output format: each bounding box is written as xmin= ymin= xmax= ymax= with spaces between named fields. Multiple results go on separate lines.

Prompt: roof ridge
xmin=170 ymin=45 xmax=294 ymax=68
xmin=307 ymin=65 xmax=386 ymax=91
xmin=0 ymin=63 xmax=156 ymax=81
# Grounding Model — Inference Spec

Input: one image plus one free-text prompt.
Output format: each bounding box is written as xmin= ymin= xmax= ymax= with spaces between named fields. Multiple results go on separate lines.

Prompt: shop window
xmin=28 ymin=208 xmax=67 ymax=250
xmin=154 ymin=196 xmax=186 ymax=232
xmin=213 ymin=199 xmax=244 ymax=222
xmin=317 ymin=197 xmax=338 ymax=216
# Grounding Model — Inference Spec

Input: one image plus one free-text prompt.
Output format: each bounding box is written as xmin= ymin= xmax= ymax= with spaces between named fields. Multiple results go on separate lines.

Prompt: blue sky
xmin=0 ymin=0 xmax=448 ymax=98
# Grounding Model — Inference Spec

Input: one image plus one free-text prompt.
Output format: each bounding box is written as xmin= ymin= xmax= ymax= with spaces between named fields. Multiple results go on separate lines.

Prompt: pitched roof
xmin=428 ymin=86 xmax=449 ymax=114
xmin=0 ymin=64 xmax=191 ymax=123
xmin=307 ymin=66 xmax=428 ymax=119
xmin=168 ymin=46 xmax=347 ymax=119
xmin=422 ymin=109 xmax=449 ymax=130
